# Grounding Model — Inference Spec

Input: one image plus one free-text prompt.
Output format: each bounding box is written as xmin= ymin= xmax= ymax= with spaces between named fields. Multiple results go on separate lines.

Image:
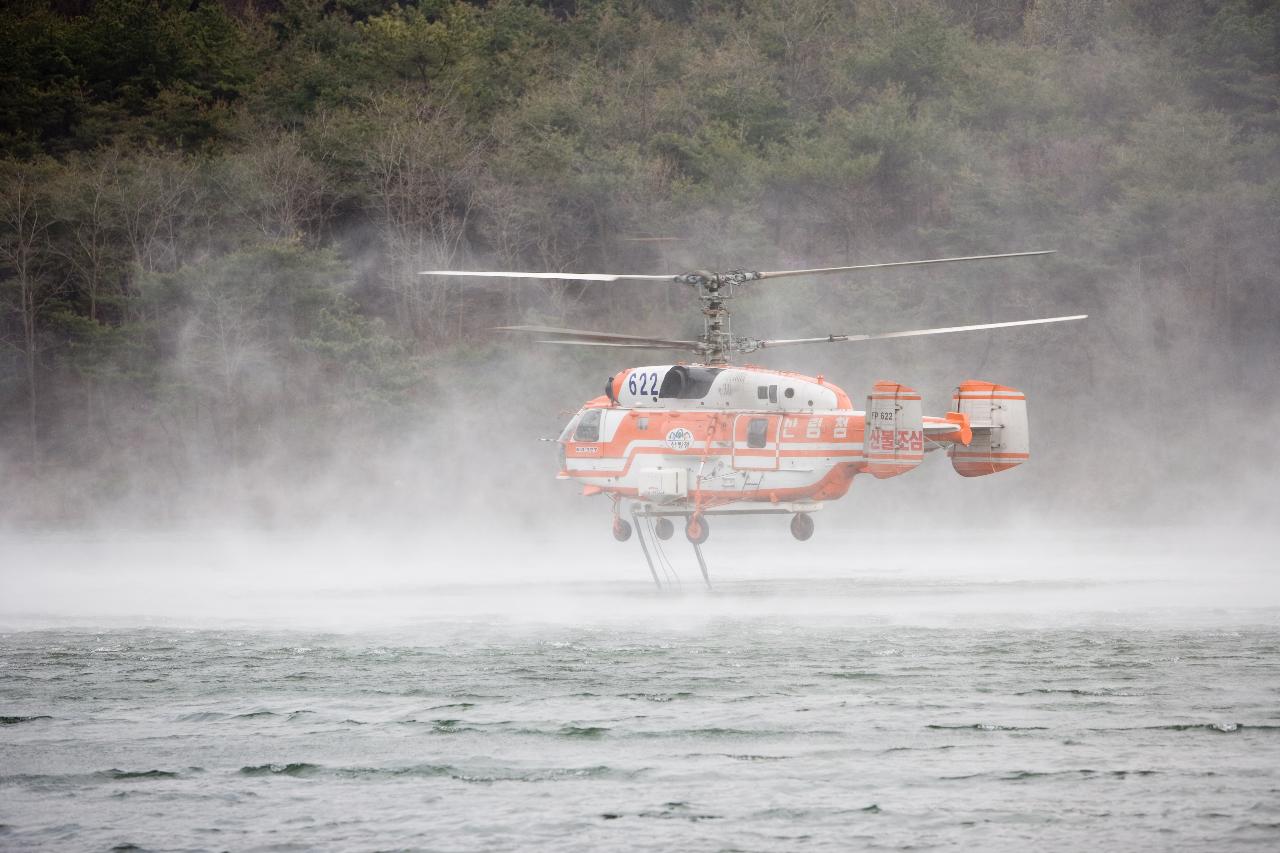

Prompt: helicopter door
xmin=732 ymin=414 xmax=780 ymax=471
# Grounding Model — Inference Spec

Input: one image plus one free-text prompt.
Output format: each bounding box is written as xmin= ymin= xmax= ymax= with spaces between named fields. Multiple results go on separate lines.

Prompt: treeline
xmin=1 ymin=0 xmax=1278 ymax=525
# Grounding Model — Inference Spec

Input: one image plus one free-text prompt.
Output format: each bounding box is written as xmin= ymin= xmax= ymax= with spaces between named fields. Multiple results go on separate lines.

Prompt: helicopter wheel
xmin=790 ymin=513 xmax=814 ymax=541
xmin=654 ymin=517 xmax=675 ymax=540
xmin=612 ymin=518 xmax=632 ymax=542
xmin=685 ymin=514 xmax=709 ymax=545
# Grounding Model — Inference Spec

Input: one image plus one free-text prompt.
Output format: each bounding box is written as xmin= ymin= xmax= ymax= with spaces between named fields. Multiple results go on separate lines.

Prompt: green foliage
xmin=0 ymin=7 xmax=83 ymax=158
xmin=0 ymin=0 xmax=259 ymax=155
xmin=850 ymin=6 xmax=969 ymax=104
xmin=1189 ymin=0 xmax=1280 ymax=131
xmin=350 ymin=4 xmax=481 ymax=88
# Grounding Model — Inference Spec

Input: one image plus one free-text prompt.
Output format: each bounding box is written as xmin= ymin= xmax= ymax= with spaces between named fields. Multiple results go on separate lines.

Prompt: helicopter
xmin=420 ymin=251 xmax=1085 ymax=587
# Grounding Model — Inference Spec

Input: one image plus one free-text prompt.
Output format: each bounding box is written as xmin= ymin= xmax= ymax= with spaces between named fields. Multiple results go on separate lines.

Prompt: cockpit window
xmin=659 ymin=366 xmax=722 ymax=399
xmin=573 ymin=408 xmax=602 ymax=442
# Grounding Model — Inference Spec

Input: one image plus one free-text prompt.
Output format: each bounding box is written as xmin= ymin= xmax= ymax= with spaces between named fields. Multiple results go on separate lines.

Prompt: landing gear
xmin=621 ymin=501 xmax=821 ymax=587
xmin=790 ymin=512 xmax=814 ymax=541
xmin=624 ymin=506 xmax=712 ymax=589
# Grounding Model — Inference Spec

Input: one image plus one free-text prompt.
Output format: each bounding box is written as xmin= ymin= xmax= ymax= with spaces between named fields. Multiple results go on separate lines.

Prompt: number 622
xmin=628 ymin=371 xmax=660 ymax=396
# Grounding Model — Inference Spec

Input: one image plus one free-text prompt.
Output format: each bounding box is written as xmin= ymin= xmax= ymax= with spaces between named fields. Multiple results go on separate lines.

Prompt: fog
xmin=3 ymin=523 xmax=1276 ymax=635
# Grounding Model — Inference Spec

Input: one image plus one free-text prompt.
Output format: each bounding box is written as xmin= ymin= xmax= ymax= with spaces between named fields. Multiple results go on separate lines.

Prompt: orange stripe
xmin=568 ymin=446 xmax=868 ymax=478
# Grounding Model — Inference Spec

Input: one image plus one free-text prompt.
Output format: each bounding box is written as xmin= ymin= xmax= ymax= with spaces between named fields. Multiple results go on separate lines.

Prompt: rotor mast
xmin=674 ymin=270 xmax=761 ymax=365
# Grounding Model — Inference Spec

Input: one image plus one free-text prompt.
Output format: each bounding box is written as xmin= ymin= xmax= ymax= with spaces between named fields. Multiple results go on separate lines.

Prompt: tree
xmin=0 ymin=158 xmax=60 ymax=467
xmin=362 ymin=94 xmax=482 ymax=342
xmin=214 ymin=128 xmax=331 ymax=244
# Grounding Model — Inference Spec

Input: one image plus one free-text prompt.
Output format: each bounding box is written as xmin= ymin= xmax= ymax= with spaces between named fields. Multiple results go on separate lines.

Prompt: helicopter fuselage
xmin=557 ymin=364 xmax=996 ymax=512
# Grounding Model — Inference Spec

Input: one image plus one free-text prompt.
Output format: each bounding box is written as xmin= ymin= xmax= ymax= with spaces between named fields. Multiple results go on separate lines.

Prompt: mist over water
xmin=3 ymin=525 xmax=1278 ymax=630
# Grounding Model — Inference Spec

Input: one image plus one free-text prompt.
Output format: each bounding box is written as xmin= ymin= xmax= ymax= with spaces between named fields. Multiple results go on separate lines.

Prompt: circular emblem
xmin=665 ymin=427 xmax=694 ymax=451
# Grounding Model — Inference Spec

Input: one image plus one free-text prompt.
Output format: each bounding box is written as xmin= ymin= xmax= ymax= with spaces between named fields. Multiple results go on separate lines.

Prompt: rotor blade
xmin=755 ymin=314 xmax=1087 ymax=349
xmin=495 ymin=325 xmax=700 ymax=349
xmin=533 ymin=340 xmax=697 ymax=350
xmin=755 ymin=250 xmax=1055 ymax=281
xmin=421 ymin=270 xmax=675 ymax=283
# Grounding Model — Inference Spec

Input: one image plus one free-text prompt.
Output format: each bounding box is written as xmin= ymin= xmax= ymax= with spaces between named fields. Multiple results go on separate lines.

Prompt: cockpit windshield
xmin=572 ymin=408 xmax=602 ymax=442
xmin=658 ymin=366 xmax=722 ymax=400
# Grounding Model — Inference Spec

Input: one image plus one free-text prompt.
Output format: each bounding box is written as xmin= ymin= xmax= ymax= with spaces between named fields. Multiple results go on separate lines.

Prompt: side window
xmin=573 ymin=409 xmax=601 ymax=442
xmin=757 ymin=386 xmax=768 ymax=400
xmin=747 ymin=417 xmax=769 ymax=449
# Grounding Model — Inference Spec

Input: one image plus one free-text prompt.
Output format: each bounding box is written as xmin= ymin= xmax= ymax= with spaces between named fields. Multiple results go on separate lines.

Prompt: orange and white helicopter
xmin=421 ymin=252 xmax=1085 ymax=586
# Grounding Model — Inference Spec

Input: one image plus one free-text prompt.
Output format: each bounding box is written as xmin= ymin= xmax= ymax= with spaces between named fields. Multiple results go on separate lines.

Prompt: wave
xmin=96 ymin=769 xmax=181 ymax=781
xmin=238 ymin=763 xmax=324 ymax=777
xmin=177 ymin=712 xmax=227 ymax=722
xmin=1014 ymin=688 xmax=1141 ymax=697
xmin=926 ymin=724 xmax=1049 ymax=731
xmin=177 ymin=709 xmax=313 ymax=722
xmin=635 ymin=802 xmax=722 ymax=822
xmin=0 ymin=715 xmax=51 ymax=725
xmin=621 ymin=692 xmax=694 ymax=702
xmin=883 ymin=745 xmax=956 ymax=753
xmin=236 ymin=762 xmax=621 ymax=783
xmin=638 ymin=727 xmax=842 ymax=738
xmin=1142 ymin=723 xmax=1280 ymax=733
xmin=940 ymin=769 xmax=1159 ymax=781
xmin=2 ymin=768 xmax=191 ymax=786
xmin=1082 ymin=723 xmax=1280 ymax=734
xmin=427 ymin=719 xmax=479 ymax=733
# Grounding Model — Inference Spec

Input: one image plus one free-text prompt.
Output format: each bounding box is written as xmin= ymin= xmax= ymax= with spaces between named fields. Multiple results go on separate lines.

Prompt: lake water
xmin=2 ymin=527 xmax=1278 ymax=851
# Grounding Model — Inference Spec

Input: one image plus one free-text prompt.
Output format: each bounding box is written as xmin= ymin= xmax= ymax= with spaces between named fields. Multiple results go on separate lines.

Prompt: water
xmin=2 ymin=528 xmax=1279 ymax=851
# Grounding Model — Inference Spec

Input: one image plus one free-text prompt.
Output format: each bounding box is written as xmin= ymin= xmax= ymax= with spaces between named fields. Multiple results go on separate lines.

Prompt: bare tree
xmin=57 ymin=149 xmax=125 ymax=323
xmin=365 ymin=94 xmax=483 ymax=343
xmin=215 ymin=129 xmax=331 ymax=244
xmin=0 ymin=159 xmax=61 ymax=467
xmin=108 ymin=148 xmax=200 ymax=279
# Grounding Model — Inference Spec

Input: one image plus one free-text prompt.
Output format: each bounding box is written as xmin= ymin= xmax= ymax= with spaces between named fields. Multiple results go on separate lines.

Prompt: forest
xmin=1 ymin=0 xmax=1277 ymax=527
